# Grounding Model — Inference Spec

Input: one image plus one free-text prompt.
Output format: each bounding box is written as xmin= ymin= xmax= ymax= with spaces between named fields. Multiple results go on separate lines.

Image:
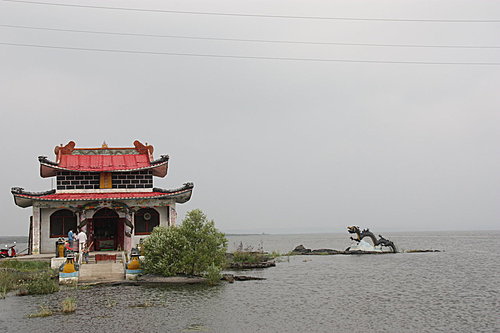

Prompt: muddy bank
xmin=77 ymin=273 xmax=265 ymax=287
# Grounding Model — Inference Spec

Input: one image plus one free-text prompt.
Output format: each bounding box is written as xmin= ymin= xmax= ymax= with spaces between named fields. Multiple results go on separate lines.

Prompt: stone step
xmin=81 ymin=252 xmax=124 ymax=265
xmin=79 ymin=262 xmax=124 ymax=281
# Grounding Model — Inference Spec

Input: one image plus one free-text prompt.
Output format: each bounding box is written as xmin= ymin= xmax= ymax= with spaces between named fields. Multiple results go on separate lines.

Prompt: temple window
xmin=135 ymin=208 xmax=160 ymax=235
xmin=50 ymin=209 xmax=77 ymax=238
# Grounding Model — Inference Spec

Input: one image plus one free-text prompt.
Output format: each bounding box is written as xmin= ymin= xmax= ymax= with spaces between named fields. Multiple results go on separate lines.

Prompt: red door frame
xmin=87 ymin=218 xmax=95 ymax=251
xmin=89 ymin=209 xmax=124 ymax=251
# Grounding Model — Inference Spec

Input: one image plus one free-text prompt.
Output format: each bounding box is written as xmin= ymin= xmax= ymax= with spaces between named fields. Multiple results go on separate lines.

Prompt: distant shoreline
xmin=1 ymin=229 xmax=499 ymax=239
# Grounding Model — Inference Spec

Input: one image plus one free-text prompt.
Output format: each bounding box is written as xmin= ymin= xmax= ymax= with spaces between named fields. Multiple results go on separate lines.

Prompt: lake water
xmin=0 ymin=231 xmax=498 ymax=332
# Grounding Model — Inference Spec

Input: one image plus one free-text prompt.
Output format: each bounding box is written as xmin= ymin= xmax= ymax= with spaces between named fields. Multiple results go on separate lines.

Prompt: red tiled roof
xmin=12 ymin=185 xmax=194 ymax=207
xmin=58 ymin=154 xmax=151 ymax=172
xmin=12 ymin=184 xmax=193 ymax=207
xmin=39 ymin=154 xmax=169 ymax=177
xmin=19 ymin=191 xmax=188 ymax=201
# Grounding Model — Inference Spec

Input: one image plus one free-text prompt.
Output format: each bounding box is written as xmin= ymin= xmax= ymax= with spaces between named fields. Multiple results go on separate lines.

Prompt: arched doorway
xmin=91 ymin=208 xmax=124 ymax=251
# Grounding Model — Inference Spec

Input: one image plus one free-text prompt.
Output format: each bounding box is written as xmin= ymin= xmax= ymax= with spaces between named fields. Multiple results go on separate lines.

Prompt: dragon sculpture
xmin=347 ymin=226 xmax=397 ymax=253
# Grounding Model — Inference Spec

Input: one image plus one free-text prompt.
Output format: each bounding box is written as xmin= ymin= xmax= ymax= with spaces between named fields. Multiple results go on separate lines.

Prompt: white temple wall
xmin=31 ymin=200 xmax=181 ymax=254
xmin=39 ymin=207 xmax=65 ymax=254
xmin=131 ymin=204 xmax=173 ymax=249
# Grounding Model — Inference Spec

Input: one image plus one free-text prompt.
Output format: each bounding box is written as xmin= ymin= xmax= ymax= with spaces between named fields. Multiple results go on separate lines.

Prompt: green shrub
xmin=204 ymin=263 xmax=222 ymax=286
xmin=26 ymin=273 xmax=59 ymax=295
xmin=142 ymin=226 xmax=187 ymax=276
xmin=143 ymin=209 xmax=227 ymax=276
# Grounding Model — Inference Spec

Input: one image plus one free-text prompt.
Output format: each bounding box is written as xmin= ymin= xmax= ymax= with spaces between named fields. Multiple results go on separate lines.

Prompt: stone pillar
xmin=124 ymin=211 xmax=133 ymax=252
xmin=169 ymin=204 xmax=177 ymax=226
xmin=76 ymin=211 xmax=83 ymax=230
xmin=78 ymin=212 xmax=90 ymax=231
xmin=32 ymin=206 xmax=41 ymax=255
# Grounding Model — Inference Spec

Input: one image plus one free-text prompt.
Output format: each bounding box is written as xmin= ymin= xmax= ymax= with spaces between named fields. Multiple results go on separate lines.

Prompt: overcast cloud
xmin=1 ymin=0 xmax=499 ymax=235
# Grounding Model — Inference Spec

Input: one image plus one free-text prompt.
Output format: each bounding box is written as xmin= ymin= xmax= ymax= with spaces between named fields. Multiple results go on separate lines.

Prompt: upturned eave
xmin=10 ymin=183 xmax=193 ymax=208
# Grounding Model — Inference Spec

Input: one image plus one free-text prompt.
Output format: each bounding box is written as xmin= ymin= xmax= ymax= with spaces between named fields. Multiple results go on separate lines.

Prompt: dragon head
xmin=347 ymin=226 xmax=360 ymax=234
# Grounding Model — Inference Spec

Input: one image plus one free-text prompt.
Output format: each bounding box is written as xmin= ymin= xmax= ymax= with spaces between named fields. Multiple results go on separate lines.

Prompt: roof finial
xmin=102 ymin=141 xmax=108 ymax=148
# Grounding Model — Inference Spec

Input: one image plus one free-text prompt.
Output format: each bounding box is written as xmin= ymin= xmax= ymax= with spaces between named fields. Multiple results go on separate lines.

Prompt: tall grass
xmin=0 ymin=260 xmax=49 ymax=271
xmin=0 ymin=269 xmax=18 ymax=298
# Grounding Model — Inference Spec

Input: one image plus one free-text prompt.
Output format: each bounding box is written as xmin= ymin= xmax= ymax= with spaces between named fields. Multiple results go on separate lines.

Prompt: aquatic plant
xmin=143 ymin=209 xmax=227 ymax=277
xmin=183 ymin=323 xmax=207 ymax=332
xmin=104 ymin=298 xmax=117 ymax=308
xmin=274 ymin=254 xmax=290 ymax=263
xmin=61 ymin=297 xmax=76 ymax=313
xmin=268 ymin=250 xmax=282 ymax=259
xmin=128 ymin=301 xmax=154 ymax=308
xmin=27 ymin=305 xmax=53 ymax=318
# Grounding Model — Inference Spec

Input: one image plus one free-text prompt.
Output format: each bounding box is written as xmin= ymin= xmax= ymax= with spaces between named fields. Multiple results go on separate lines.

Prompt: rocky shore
xmin=291 ymin=244 xmax=441 ymax=255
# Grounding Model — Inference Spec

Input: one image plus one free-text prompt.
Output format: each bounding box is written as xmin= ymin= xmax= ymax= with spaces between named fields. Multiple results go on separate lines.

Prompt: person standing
xmin=68 ymin=229 xmax=74 ymax=250
xmin=76 ymin=228 xmax=87 ymax=253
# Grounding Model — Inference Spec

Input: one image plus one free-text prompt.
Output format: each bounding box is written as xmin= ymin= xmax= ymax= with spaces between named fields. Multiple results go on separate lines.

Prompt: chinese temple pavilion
xmin=11 ymin=141 xmax=194 ymax=254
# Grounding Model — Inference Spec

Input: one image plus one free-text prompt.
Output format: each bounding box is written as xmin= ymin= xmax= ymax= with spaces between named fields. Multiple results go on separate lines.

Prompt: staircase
xmin=78 ymin=251 xmax=126 ymax=282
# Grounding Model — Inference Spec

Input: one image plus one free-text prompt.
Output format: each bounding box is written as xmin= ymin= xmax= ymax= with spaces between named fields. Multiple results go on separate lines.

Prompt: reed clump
xmin=27 ymin=305 xmax=53 ymax=318
xmin=230 ymin=242 xmax=279 ymax=264
xmin=61 ymin=297 xmax=76 ymax=313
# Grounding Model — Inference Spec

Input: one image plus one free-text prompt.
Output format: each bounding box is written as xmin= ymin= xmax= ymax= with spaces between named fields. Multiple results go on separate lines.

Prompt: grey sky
xmin=1 ymin=0 xmax=499 ymax=235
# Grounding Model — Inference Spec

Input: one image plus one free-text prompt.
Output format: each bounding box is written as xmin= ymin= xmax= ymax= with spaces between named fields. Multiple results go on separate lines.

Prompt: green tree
xmin=142 ymin=225 xmax=188 ymax=276
xmin=143 ymin=209 xmax=227 ymax=277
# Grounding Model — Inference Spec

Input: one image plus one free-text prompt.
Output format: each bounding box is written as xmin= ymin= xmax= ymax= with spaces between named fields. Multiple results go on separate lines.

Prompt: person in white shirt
xmin=76 ymin=228 xmax=88 ymax=253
